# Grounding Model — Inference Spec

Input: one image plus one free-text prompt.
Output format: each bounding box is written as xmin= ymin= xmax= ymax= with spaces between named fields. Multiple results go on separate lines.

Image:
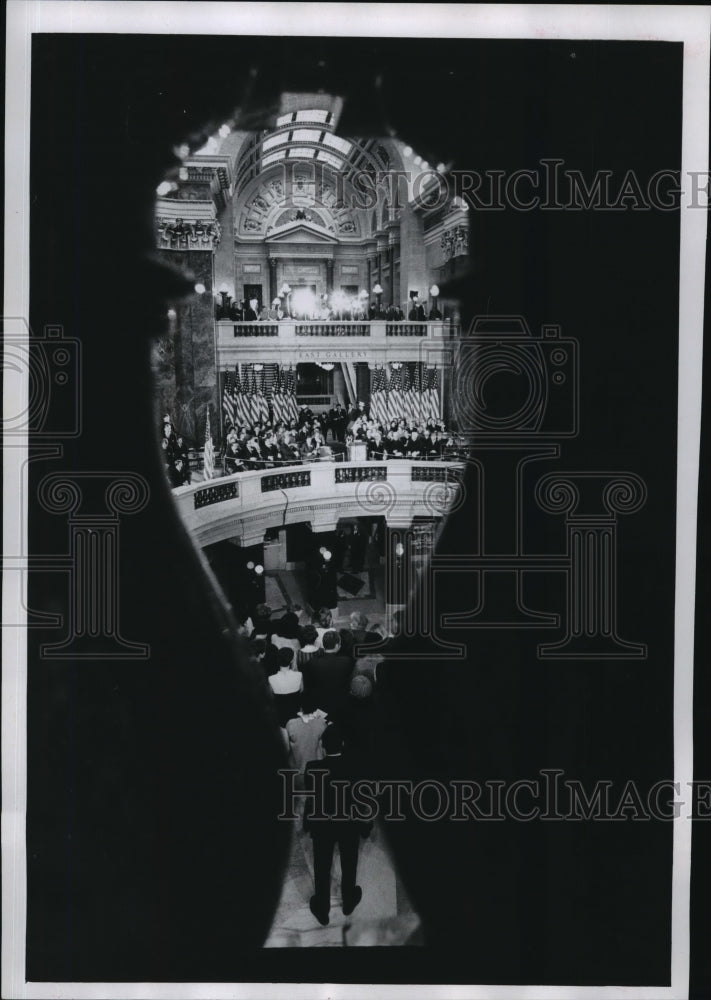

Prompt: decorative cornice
xmin=183 ymin=155 xmax=233 ymax=191
xmin=156 ymin=217 xmax=221 ymax=251
xmin=155 ymin=197 xmax=220 ymax=250
xmin=441 ymin=225 xmax=469 ymax=261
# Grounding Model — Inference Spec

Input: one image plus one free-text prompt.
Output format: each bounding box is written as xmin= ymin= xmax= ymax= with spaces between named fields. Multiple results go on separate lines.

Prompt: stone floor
xmin=264 ymin=566 xmax=389 ymax=630
xmin=264 ymin=818 xmax=419 ymax=948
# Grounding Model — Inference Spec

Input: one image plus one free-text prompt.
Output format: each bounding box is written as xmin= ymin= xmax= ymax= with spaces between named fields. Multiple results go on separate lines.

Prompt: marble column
xmin=269 ymin=258 xmax=278 ymax=304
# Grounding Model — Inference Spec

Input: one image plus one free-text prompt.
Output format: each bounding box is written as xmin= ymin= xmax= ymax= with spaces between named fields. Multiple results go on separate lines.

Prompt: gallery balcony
xmin=216 ymin=319 xmax=457 ymax=366
xmin=172 ymin=458 xmax=464 ymax=547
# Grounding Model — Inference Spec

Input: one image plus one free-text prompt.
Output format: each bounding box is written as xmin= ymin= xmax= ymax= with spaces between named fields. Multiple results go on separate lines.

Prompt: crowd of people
xmin=160 ymin=415 xmax=192 ymax=487
xmin=221 ymin=399 xmax=461 ymax=474
xmin=218 ymin=289 xmax=442 ymax=324
xmin=238 ymin=597 xmax=400 ymax=925
xmin=201 ymin=509 xmax=401 ymax=925
xmin=242 ymin=602 xmax=391 ymax=759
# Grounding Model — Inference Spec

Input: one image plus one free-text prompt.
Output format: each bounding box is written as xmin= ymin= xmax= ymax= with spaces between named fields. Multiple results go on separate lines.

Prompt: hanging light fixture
xmin=429 ymin=283 xmax=440 ymax=318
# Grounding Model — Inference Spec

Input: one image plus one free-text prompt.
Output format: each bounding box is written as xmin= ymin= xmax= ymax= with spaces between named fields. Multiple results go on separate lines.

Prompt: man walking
xmin=303 ymin=725 xmax=371 ymax=925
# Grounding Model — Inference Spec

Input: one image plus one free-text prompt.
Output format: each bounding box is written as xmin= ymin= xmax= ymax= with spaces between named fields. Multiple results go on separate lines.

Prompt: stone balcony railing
xmin=172 ymin=459 xmax=464 ymax=547
xmin=216 ymin=320 xmax=457 ymax=365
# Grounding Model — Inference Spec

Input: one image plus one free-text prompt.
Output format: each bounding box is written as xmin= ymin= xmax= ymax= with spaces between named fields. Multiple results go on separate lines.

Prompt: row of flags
xmin=222 ymin=364 xmax=298 ymax=431
xmin=270 ymin=367 xmax=300 ymax=426
xmin=370 ymin=363 xmax=440 ymax=425
xmin=205 ymin=361 xmax=440 ymax=480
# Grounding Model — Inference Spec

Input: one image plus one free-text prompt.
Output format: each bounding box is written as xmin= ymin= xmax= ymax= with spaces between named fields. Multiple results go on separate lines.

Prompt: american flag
xmin=271 ymin=367 xmax=284 ymax=425
xmin=373 ymin=367 xmax=384 ymax=426
xmin=233 ymin=368 xmax=248 ymax=428
xmin=382 ymin=368 xmax=391 ymax=424
xmin=388 ymin=365 xmax=402 ymax=423
xmin=259 ymin=369 xmax=271 ymax=424
xmin=248 ymin=370 xmax=260 ymax=426
xmin=222 ymin=371 xmax=235 ymax=430
xmin=284 ymin=368 xmax=298 ymax=423
xmin=401 ymin=362 xmax=412 ymax=423
xmin=258 ymin=368 xmax=270 ymax=423
xmin=427 ymin=367 xmax=440 ymax=422
xmin=203 ymin=408 xmax=215 ymax=480
xmin=412 ymin=362 xmax=422 ymax=425
xmin=367 ymin=370 xmax=375 ymax=422
xmin=382 ymin=367 xmax=391 ymax=425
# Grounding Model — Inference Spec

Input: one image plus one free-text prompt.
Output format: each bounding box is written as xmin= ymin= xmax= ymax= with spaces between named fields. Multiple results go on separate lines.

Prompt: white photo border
xmin=3 ymin=3 xmax=709 ymax=998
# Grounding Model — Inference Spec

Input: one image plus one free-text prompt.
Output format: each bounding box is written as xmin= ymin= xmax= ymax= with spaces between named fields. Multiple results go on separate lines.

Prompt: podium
xmin=347 ymin=441 xmax=368 ymax=462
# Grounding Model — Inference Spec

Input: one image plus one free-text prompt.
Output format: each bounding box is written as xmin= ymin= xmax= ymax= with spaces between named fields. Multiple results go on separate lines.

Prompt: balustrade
xmin=172 ymin=460 xmax=464 ymax=547
xmin=231 ymin=324 xmax=279 ymax=337
xmin=193 ymin=481 xmax=239 ymax=509
xmin=386 ymin=323 xmax=428 ymax=336
xmin=220 ymin=319 xmax=452 ymax=343
xmin=216 ymin=319 xmax=454 ymax=365
xmin=261 ymin=471 xmax=312 ymax=492
xmin=295 ymin=322 xmax=370 ymax=337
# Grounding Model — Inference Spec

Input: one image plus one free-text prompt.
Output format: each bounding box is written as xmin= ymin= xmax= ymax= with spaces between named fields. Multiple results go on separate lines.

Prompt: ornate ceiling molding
xmin=236 ymin=166 xmax=363 ymax=241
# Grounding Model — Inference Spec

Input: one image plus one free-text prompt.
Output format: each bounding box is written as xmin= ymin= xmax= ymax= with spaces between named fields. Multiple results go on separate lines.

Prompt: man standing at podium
xmin=348 ymin=400 xmax=368 ymax=424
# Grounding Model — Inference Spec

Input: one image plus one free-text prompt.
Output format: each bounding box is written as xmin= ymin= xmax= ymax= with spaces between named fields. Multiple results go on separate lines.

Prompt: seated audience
xmin=273 ymin=604 xmax=302 ymax=640
xmin=249 ymin=637 xmax=278 ymax=679
xmin=349 ymin=612 xmax=370 ymax=646
xmin=296 ymin=624 xmax=320 ymax=668
xmin=312 ymin=607 xmax=333 ymax=648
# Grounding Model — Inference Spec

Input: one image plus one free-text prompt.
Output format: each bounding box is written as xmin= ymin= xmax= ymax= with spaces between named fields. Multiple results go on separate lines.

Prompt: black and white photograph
xmin=3 ymin=3 xmax=711 ymax=997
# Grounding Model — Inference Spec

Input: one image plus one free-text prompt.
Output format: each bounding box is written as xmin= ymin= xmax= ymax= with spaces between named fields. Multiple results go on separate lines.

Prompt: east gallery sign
xmin=299 ymin=350 xmax=369 ymax=360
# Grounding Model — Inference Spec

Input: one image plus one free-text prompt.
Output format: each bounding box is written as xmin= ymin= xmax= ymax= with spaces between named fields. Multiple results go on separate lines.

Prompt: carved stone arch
xmin=235 ymin=161 xmax=364 ymax=239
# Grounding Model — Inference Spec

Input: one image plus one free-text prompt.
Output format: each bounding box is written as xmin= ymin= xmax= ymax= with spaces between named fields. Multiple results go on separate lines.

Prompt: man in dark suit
xmin=298 ymin=405 xmax=314 ymax=429
xmin=312 ymin=549 xmax=338 ymax=611
xmin=303 ymin=724 xmax=371 ymax=925
xmin=327 ymin=404 xmax=339 ymax=441
xmin=350 ymin=521 xmax=366 ymax=573
xmin=243 ymin=297 xmax=260 ymax=321
xmin=302 ymin=629 xmax=353 ymax=719
xmin=334 ymin=403 xmax=348 ymax=441
xmin=278 ymin=432 xmax=301 ymax=465
xmin=405 ymin=429 xmax=426 ymax=458
xmin=348 ymin=400 xmax=368 ymax=423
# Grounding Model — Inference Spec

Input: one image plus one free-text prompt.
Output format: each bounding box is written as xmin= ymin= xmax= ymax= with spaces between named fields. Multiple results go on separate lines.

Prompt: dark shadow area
xmin=25 ymin=33 xmax=688 ymax=987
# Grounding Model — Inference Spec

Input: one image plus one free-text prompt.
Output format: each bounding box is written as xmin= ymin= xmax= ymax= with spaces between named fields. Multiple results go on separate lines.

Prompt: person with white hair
xmin=244 ymin=297 xmax=259 ymax=321
xmin=349 ymin=611 xmax=369 ymax=645
xmin=267 ymin=297 xmax=285 ymax=321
